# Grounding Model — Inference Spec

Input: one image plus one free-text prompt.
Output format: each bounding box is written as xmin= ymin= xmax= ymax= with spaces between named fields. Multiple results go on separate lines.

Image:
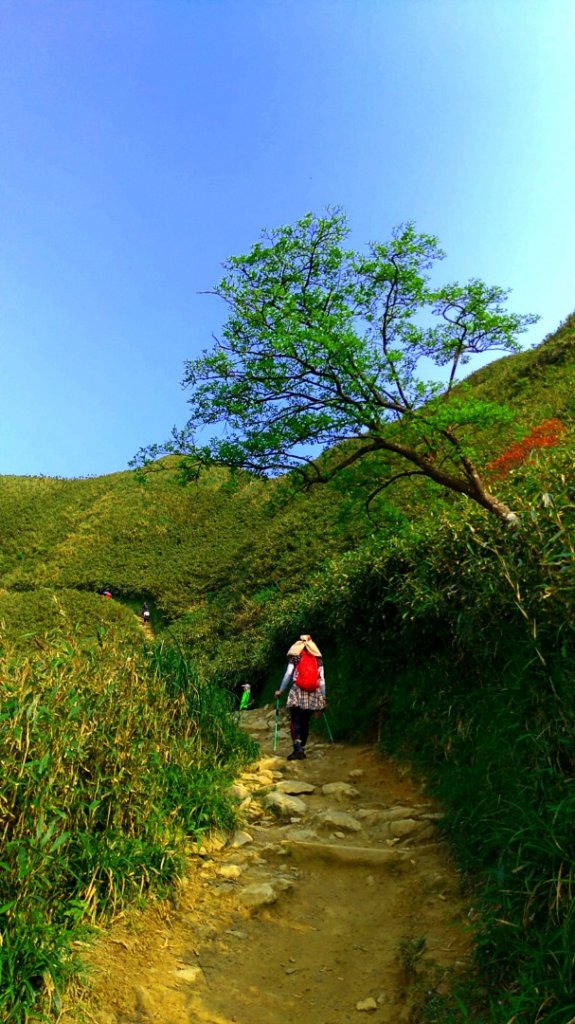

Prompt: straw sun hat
xmin=287 ymin=634 xmax=322 ymax=658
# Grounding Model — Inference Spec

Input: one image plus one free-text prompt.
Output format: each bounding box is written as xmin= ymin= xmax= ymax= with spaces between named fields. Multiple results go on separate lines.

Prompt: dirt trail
xmin=68 ymin=706 xmax=473 ymax=1024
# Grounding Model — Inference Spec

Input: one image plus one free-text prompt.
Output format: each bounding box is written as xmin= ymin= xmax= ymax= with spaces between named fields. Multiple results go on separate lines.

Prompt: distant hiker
xmin=239 ymin=683 xmax=251 ymax=710
xmin=102 ymin=589 xmax=112 ymax=599
xmin=275 ymin=634 xmax=326 ymax=760
xmin=142 ymin=602 xmax=151 ymax=625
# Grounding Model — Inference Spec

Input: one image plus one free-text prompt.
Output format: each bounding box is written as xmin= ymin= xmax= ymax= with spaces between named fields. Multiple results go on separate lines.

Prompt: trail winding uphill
xmin=69 ymin=706 xmax=473 ymax=1024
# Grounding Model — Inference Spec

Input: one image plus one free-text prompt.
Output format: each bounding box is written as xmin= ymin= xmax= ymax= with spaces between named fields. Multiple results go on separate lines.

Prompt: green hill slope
xmin=0 ymin=462 xmax=366 ymax=653
xmin=1 ymin=312 xmax=573 ymax=660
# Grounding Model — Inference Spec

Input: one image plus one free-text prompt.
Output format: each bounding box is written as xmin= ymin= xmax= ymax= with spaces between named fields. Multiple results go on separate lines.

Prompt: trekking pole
xmin=323 ymin=713 xmax=335 ymax=743
xmin=272 ymin=696 xmax=278 ymax=753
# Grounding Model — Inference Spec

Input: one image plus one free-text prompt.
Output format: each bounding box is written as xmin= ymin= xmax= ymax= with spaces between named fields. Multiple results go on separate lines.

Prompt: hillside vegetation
xmin=0 ymin=312 xmax=574 ymax=1022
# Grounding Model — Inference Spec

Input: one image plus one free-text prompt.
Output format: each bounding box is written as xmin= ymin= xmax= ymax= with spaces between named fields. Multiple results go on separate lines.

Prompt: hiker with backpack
xmin=275 ymin=634 xmax=326 ymax=760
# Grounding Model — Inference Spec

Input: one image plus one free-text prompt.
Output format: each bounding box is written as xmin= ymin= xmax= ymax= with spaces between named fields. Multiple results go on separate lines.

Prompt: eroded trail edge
xmin=71 ymin=706 xmax=473 ymax=1024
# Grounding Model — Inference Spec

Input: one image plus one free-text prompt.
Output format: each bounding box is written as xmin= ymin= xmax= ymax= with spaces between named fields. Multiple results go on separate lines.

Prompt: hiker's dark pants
xmin=290 ymin=707 xmax=313 ymax=747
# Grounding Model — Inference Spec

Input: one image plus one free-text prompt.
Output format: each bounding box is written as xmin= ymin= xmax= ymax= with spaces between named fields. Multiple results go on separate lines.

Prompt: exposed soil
xmin=64 ymin=706 xmax=473 ymax=1024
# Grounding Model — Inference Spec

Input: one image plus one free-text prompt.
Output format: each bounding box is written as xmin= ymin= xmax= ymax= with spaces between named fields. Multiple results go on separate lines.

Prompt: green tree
xmin=138 ymin=210 xmax=538 ymax=522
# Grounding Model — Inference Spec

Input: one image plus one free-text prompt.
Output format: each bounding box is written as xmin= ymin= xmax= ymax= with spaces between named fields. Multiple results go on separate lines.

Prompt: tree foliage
xmin=138 ymin=209 xmax=538 ymax=520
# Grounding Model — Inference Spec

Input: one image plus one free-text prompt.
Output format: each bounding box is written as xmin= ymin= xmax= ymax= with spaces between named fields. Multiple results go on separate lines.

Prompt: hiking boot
xmin=287 ymin=743 xmax=305 ymax=761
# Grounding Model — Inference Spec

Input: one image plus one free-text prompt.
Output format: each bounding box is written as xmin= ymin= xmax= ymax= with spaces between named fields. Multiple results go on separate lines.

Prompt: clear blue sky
xmin=1 ymin=0 xmax=573 ymax=478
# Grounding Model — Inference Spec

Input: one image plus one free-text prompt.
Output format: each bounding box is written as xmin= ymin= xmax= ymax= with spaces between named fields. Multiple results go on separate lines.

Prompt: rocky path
xmin=71 ymin=706 xmax=472 ymax=1024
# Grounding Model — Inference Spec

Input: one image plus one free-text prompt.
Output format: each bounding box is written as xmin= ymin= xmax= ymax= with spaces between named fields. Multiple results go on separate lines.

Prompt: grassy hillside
xmin=0 ymin=461 xmax=369 ymax=647
xmin=0 ymin=311 xmax=574 ymax=1021
xmin=1 ymin=313 xmax=573 ymax=661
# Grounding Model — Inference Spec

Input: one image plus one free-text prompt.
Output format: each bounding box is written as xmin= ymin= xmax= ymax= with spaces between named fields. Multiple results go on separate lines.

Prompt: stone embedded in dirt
xmin=244 ymin=803 xmax=266 ymax=821
xmin=230 ymin=782 xmax=251 ymax=801
xmin=240 ymin=771 xmax=276 ymax=788
xmin=229 ymin=830 xmax=253 ymax=847
xmin=273 ymin=877 xmax=295 ymax=894
xmin=379 ymin=805 xmax=422 ymax=821
xmin=173 ymin=964 xmax=204 ymax=984
xmin=256 ymin=756 xmax=286 ymax=771
xmin=321 ymin=781 xmax=360 ymax=800
xmin=356 ymin=805 xmax=428 ymax=829
xmin=275 ymin=779 xmax=316 ymax=795
xmin=264 ymin=791 xmax=308 ymax=817
xmin=192 ymin=832 xmax=227 ymax=856
xmin=348 ymin=769 xmax=365 ymax=780
xmin=316 ymin=809 xmax=362 ymax=832
xmin=417 ymin=824 xmax=437 ymax=841
xmin=355 ymin=808 xmax=391 ymax=827
xmin=282 ymin=827 xmax=319 ymax=843
xmin=283 ymin=842 xmax=408 ymax=866
xmin=356 ymin=996 xmax=378 ymax=1011
xmin=238 ymin=882 xmax=278 ymax=910
xmin=216 ymin=863 xmax=243 ymax=879
xmin=389 ymin=818 xmax=423 ymax=839
xmin=204 ymin=832 xmax=227 ymax=852
xmin=246 ymin=720 xmax=269 ymax=732
xmin=222 ymin=848 xmax=261 ymax=866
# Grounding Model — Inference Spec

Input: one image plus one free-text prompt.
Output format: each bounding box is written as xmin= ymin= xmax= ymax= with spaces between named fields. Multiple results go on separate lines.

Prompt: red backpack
xmin=294 ymin=649 xmax=319 ymax=691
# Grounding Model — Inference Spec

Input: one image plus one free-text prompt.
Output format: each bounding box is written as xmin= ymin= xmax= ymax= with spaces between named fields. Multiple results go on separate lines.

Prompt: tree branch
xmin=365 ymin=471 xmax=425 ymax=524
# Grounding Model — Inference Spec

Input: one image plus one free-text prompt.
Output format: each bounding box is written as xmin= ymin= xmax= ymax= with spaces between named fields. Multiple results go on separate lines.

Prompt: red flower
xmin=486 ymin=419 xmax=565 ymax=479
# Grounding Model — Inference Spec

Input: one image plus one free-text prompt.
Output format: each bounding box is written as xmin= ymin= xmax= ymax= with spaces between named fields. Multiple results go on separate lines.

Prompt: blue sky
xmin=1 ymin=0 xmax=573 ymax=478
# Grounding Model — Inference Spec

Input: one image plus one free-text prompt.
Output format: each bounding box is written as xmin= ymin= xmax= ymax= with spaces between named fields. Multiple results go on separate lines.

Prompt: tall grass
xmin=0 ymin=635 xmax=255 ymax=1022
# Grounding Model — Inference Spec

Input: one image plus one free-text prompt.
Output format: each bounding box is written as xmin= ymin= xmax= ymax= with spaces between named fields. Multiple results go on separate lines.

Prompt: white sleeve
xmin=278 ymin=662 xmax=295 ymax=693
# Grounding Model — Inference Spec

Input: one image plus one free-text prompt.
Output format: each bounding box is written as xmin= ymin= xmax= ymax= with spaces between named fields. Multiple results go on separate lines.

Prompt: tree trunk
xmin=369 ymin=437 xmax=519 ymax=524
